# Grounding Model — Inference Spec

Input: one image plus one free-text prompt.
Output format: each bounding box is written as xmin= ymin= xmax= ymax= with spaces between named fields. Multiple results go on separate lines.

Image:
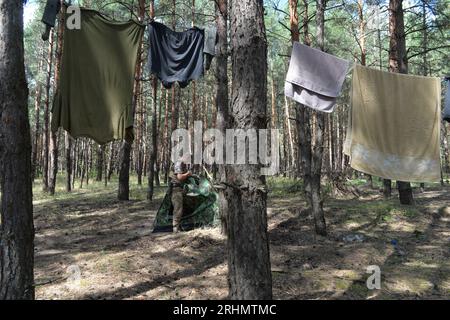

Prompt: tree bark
xmin=293 ymin=0 xmax=312 ymax=200
xmin=32 ymin=46 xmax=44 ymax=182
xmin=215 ymin=0 xmax=230 ymax=235
xmin=48 ymin=1 xmax=66 ymax=195
xmin=118 ymin=141 xmax=131 ymax=200
xmin=389 ymin=0 xmax=414 ymax=205
xmin=284 ymin=96 xmax=294 ymax=175
xmin=118 ymin=0 xmax=145 ymax=200
xmin=226 ymin=0 xmax=272 ymax=300
xmin=42 ymin=30 xmax=54 ymax=192
xmin=147 ymin=0 xmax=158 ymax=201
xmin=95 ymin=144 xmax=104 ymax=182
xmin=65 ymin=133 xmax=72 ymax=192
xmin=0 ymin=0 xmax=35 ymax=299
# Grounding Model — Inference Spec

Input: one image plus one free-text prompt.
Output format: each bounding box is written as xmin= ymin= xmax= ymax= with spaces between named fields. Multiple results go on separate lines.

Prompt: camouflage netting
xmin=152 ymin=175 xmax=220 ymax=233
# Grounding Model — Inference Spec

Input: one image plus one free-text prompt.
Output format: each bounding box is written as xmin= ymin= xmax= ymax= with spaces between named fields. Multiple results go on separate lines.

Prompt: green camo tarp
xmin=152 ymin=175 xmax=220 ymax=233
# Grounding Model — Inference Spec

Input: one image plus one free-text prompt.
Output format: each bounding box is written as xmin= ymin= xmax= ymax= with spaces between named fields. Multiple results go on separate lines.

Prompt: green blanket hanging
xmin=51 ymin=8 xmax=145 ymax=144
xmin=153 ymin=175 xmax=220 ymax=233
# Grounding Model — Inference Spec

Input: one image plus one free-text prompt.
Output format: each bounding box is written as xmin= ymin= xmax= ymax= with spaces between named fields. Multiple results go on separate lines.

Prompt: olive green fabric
xmin=51 ymin=8 xmax=145 ymax=144
xmin=153 ymin=175 xmax=220 ymax=233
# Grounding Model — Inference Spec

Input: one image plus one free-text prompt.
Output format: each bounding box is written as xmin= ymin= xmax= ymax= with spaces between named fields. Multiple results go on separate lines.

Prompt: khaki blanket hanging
xmin=344 ymin=65 xmax=441 ymax=182
xmin=51 ymin=8 xmax=145 ymax=144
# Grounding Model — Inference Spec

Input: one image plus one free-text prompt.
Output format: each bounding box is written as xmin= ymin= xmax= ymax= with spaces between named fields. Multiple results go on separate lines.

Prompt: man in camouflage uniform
xmin=171 ymin=161 xmax=191 ymax=232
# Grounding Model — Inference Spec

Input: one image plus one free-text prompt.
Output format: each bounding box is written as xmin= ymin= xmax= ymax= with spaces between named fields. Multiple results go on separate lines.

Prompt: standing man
xmin=170 ymin=161 xmax=192 ymax=232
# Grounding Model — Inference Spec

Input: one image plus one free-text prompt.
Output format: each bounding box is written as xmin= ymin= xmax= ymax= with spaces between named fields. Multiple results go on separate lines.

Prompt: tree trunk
xmin=293 ymin=0 xmax=313 ymax=201
xmin=0 ymin=0 xmax=35 ymax=299
xmin=118 ymin=0 xmax=145 ymax=200
xmin=95 ymin=144 xmax=104 ymax=182
xmin=118 ymin=141 xmax=132 ymax=200
xmin=215 ymin=0 xmax=230 ymax=235
xmin=163 ymin=89 xmax=170 ymax=184
xmin=147 ymin=0 xmax=158 ymax=201
xmin=442 ymin=122 xmax=450 ymax=176
xmin=32 ymin=47 xmax=44 ymax=182
xmin=65 ymin=133 xmax=72 ymax=192
xmin=48 ymin=130 xmax=59 ymax=195
xmin=42 ymin=30 xmax=54 ymax=192
xmin=48 ymin=1 xmax=66 ymax=195
xmin=284 ymin=97 xmax=294 ymax=174
xmin=226 ymin=0 xmax=272 ymax=300
xmin=148 ymin=76 xmax=158 ymax=200
xmin=389 ymin=0 xmax=414 ymax=205
xmin=107 ymin=142 xmax=115 ymax=181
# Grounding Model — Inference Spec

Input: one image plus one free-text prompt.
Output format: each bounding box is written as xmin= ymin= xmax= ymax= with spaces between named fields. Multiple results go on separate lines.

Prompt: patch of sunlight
xmin=345 ymin=221 xmax=362 ymax=229
xmin=334 ymin=269 xmax=361 ymax=280
xmin=389 ymin=207 xmax=420 ymax=218
xmin=335 ymin=279 xmax=351 ymax=290
xmin=440 ymin=279 xmax=450 ymax=292
xmin=404 ymin=261 xmax=439 ymax=269
xmin=387 ymin=276 xmax=434 ymax=294
xmin=93 ymin=258 xmax=112 ymax=274
xmin=386 ymin=221 xmax=417 ymax=233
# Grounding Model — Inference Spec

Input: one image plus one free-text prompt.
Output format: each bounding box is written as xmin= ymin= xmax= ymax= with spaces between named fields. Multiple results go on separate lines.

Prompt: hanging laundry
xmin=344 ymin=64 xmax=441 ymax=182
xmin=443 ymin=78 xmax=450 ymax=123
xmin=41 ymin=0 xmax=61 ymax=28
xmin=284 ymin=42 xmax=350 ymax=112
xmin=148 ymin=21 xmax=206 ymax=89
xmin=51 ymin=8 xmax=145 ymax=145
xmin=203 ymin=26 xmax=217 ymax=71
xmin=41 ymin=0 xmax=61 ymax=41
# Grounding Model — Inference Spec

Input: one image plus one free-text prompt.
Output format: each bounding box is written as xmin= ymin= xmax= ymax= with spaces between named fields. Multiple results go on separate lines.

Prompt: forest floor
xmin=33 ymin=176 xmax=450 ymax=300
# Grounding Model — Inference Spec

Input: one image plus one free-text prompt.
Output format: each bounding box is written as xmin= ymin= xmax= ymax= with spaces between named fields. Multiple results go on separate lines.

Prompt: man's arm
xmin=176 ymin=171 xmax=192 ymax=182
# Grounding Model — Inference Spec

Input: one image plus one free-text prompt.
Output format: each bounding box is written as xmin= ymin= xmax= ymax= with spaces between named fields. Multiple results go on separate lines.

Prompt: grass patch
xmin=267 ymin=177 xmax=304 ymax=197
xmin=33 ymin=174 xmax=166 ymax=205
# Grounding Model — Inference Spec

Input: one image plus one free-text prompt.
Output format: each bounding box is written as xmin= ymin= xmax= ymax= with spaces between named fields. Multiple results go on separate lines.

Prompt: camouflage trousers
xmin=171 ymin=186 xmax=184 ymax=230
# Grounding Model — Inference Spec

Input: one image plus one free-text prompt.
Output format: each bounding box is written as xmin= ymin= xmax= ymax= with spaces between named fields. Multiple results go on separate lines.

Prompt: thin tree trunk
xmin=148 ymin=76 xmax=158 ymax=200
xmin=442 ymin=122 xmax=449 ymax=176
xmin=294 ymin=0 xmax=312 ymax=200
xmin=271 ymin=69 xmax=277 ymax=129
xmin=285 ymin=98 xmax=295 ymax=174
xmin=147 ymin=0 xmax=158 ymax=201
xmin=108 ymin=142 xmax=115 ymax=181
xmin=0 ymin=0 xmax=34 ymax=299
xmin=42 ymin=30 xmax=54 ymax=192
xmin=65 ymin=133 xmax=72 ymax=192
xmin=32 ymin=47 xmax=44 ymax=182
xmin=48 ymin=1 xmax=66 ymax=195
xmin=309 ymin=0 xmax=327 ymax=236
xmin=163 ymin=88 xmax=170 ymax=184
xmin=95 ymin=144 xmax=104 ymax=182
